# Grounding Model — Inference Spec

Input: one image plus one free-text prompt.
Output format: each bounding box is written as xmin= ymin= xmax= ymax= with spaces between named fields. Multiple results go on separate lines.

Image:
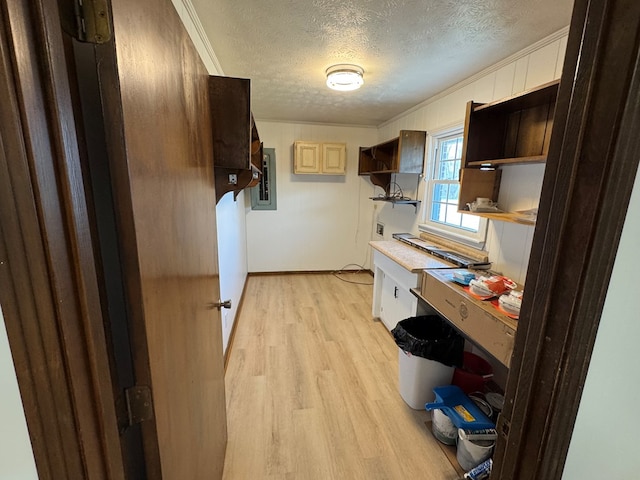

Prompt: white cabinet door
xmin=379 ymin=272 xmax=417 ymax=332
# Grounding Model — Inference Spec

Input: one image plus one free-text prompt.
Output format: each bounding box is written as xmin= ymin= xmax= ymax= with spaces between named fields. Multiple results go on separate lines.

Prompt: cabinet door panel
xmin=322 ymin=143 xmax=346 ymax=174
xmin=294 ymin=142 xmax=321 ymax=173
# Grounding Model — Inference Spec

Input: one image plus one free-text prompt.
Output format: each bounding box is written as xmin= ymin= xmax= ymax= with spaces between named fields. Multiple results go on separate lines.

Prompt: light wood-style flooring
xmin=222 ymin=273 xmax=458 ymax=480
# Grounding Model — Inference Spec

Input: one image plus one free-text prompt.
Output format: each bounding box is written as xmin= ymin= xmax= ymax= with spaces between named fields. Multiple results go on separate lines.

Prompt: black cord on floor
xmin=331 ymin=264 xmax=374 ymax=285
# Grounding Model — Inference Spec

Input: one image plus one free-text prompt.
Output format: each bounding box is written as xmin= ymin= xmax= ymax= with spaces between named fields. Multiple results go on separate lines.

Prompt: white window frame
xmin=419 ymin=125 xmax=488 ymax=249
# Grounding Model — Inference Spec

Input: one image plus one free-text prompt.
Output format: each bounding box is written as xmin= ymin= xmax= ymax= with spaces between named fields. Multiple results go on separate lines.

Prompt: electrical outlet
xmin=228 ymin=173 xmax=238 ymax=185
xmin=376 ymin=222 xmax=384 ymax=236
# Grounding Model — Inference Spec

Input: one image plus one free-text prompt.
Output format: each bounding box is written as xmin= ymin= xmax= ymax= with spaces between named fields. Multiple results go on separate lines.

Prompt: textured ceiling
xmin=191 ymin=0 xmax=573 ymax=126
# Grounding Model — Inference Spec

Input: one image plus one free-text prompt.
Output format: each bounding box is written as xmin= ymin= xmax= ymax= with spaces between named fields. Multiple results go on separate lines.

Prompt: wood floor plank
xmin=223 ymin=273 xmax=459 ymax=479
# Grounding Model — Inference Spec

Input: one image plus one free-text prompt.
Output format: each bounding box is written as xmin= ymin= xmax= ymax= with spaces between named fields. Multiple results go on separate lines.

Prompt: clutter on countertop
xmin=498 ymin=290 xmax=523 ymax=318
xmin=468 ymin=275 xmax=517 ymax=299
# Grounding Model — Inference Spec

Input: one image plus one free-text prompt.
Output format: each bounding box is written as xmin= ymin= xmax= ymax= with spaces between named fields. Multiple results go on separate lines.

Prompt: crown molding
xmin=379 ymin=26 xmax=570 ymax=128
xmin=177 ymin=0 xmax=225 ymax=75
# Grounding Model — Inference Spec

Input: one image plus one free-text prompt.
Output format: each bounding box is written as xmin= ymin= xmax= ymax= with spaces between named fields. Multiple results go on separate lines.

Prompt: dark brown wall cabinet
xmin=208 ymin=75 xmax=262 ymax=203
xmin=358 ymin=130 xmax=426 ymax=207
xmin=458 ymin=80 xmax=559 ymax=222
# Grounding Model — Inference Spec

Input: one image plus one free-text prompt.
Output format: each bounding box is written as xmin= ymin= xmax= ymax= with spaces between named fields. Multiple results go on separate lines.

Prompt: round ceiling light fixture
xmin=325 ymin=64 xmax=364 ymax=91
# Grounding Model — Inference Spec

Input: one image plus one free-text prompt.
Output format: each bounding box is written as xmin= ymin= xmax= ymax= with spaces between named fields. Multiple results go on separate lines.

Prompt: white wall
xmin=215 ymin=192 xmax=249 ymax=351
xmin=376 ymin=30 xmax=569 ymax=284
xmin=173 ymin=0 xmax=247 ymax=353
xmin=248 ymin=121 xmax=379 ymax=272
xmin=562 ymin=168 xmax=640 ymax=478
xmin=0 ymin=306 xmax=38 ymax=480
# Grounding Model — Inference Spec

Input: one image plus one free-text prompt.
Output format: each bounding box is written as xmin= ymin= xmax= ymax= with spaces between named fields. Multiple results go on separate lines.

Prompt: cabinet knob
xmin=207 ymin=299 xmax=232 ymax=310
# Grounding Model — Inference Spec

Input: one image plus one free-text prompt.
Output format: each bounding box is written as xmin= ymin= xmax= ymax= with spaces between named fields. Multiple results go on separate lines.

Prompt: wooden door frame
xmin=2 ymin=0 xmax=639 ymax=479
xmin=0 ymin=0 xmax=125 ymax=478
xmin=493 ymin=0 xmax=640 ymax=478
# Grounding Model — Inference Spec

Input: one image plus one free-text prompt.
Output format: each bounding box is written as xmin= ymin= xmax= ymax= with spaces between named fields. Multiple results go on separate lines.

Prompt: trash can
xmin=392 ymin=315 xmax=464 ymax=409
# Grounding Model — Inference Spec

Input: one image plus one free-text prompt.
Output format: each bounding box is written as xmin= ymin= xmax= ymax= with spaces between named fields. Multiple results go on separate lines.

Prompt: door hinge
xmin=124 ymin=385 xmax=154 ymax=427
xmin=59 ymin=0 xmax=112 ymax=44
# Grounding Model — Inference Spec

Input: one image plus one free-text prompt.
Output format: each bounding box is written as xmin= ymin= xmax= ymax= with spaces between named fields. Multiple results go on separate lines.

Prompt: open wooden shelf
xmin=472 ymin=79 xmax=559 ymax=114
xmin=460 ymin=210 xmax=536 ymax=225
xmin=467 ymin=155 xmax=546 ymax=167
xmin=370 ymin=197 xmax=421 ymax=211
xmin=458 ymin=80 xmax=559 ymax=222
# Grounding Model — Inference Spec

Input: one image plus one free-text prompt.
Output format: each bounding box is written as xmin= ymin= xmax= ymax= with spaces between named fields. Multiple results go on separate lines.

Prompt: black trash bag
xmin=391 ymin=315 xmax=464 ymax=368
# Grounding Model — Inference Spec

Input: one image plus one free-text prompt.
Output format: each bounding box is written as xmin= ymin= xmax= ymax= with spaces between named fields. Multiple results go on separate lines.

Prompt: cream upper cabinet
xmin=294 ymin=141 xmax=321 ymax=173
xmin=321 ymin=143 xmax=346 ymax=174
xmin=294 ymin=141 xmax=346 ymax=175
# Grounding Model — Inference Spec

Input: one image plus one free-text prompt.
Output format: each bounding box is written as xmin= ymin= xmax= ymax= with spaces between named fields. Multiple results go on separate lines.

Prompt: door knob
xmin=208 ymin=299 xmax=232 ymax=310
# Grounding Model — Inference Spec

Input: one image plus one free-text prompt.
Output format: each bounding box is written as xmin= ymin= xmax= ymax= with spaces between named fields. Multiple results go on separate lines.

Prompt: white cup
xmin=476 ymin=197 xmax=493 ymax=207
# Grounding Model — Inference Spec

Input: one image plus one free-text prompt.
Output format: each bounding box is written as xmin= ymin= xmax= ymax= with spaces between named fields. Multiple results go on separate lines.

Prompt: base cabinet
xmin=379 ymin=272 xmax=419 ymax=331
xmin=372 ymin=250 xmax=425 ymax=331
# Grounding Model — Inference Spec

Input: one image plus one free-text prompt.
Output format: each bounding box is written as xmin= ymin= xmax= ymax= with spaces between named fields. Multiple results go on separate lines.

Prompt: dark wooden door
xmin=87 ymin=0 xmax=228 ymax=477
xmin=1 ymin=0 xmax=227 ymax=477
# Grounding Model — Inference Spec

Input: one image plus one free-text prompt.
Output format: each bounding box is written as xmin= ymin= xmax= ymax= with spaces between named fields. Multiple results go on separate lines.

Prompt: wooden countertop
xmin=369 ymin=240 xmax=456 ymax=272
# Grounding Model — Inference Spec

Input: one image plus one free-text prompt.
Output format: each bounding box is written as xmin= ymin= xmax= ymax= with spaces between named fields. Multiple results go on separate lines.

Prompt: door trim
xmin=494 ymin=0 xmax=640 ymax=478
xmin=0 ymin=0 xmax=125 ymax=478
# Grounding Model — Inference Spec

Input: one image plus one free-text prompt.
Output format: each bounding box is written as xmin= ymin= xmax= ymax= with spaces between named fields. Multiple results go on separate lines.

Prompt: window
xmin=420 ymin=129 xmax=487 ymax=248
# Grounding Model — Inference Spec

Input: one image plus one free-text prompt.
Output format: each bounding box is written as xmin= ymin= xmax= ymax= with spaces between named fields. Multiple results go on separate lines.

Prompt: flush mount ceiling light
xmin=325 ymin=64 xmax=364 ymax=91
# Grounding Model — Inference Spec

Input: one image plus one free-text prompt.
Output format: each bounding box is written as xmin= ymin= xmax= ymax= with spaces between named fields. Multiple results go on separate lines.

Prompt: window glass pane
xmin=433 ymin=183 xmax=447 ymax=202
xmin=431 ymin=202 xmax=445 ymax=223
xmin=461 ymin=214 xmax=480 ymax=230
xmin=444 ymin=204 xmax=462 ymax=226
xmin=447 ymin=183 xmax=460 ymax=203
xmin=447 ymin=161 xmax=458 ymax=180
xmin=441 ymin=139 xmax=457 ymax=160
xmin=437 ymin=160 xmax=448 ymax=179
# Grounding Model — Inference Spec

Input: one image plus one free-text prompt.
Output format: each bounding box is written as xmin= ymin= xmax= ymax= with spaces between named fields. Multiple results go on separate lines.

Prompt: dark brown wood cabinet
xmin=208 ymin=76 xmax=262 ymax=202
xmin=358 ymin=130 xmax=426 ymax=203
xmin=458 ymin=80 xmax=560 ymax=223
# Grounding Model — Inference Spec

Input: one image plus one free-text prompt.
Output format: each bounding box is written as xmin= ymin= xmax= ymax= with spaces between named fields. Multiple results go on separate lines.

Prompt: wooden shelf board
xmin=370 ymin=197 xmax=421 ymax=206
xmin=460 ymin=210 xmax=536 ymax=225
xmin=472 ymin=79 xmax=560 ymax=114
xmin=467 ymin=155 xmax=546 ymax=167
